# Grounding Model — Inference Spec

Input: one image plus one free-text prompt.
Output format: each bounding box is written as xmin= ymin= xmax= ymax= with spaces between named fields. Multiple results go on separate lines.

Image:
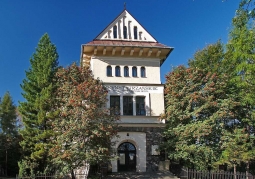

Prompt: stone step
xmin=106 ymin=171 xmax=180 ymax=179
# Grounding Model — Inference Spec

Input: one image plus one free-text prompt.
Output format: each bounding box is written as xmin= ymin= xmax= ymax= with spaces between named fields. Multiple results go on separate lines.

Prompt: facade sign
xmin=105 ymin=85 xmax=162 ymax=93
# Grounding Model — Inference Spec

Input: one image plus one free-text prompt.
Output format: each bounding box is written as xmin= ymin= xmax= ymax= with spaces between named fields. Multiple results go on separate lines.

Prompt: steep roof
xmin=95 ymin=9 xmax=157 ymax=42
xmin=81 ymin=9 xmax=173 ymax=65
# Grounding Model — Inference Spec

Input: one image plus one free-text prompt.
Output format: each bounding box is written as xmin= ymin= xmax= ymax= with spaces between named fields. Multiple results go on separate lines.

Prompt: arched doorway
xmin=117 ymin=142 xmax=136 ymax=172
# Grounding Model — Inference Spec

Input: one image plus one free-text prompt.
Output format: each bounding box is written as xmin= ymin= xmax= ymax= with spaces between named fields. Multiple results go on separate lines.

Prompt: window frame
xmin=136 ymin=96 xmax=146 ymax=116
xmin=115 ymin=66 xmax=121 ymax=77
xmin=124 ymin=66 xmax=129 ymax=77
xmin=141 ymin=67 xmax=146 ymax=77
xmin=134 ymin=26 xmax=137 ymax=40
xmin=113 ymin=25 xmax=117 ymax=39
xmin=107 ymin=65 xmax=112 ymax=76
xmin=132 ymin=66 xmax=137 ymax=77
xmin=123 ymin=96 xmax=133 ymax=115
xmin=123 ymin=26 xmax=127 ymax=39
xmin=110 ymin=96 xmax=120 ymax=115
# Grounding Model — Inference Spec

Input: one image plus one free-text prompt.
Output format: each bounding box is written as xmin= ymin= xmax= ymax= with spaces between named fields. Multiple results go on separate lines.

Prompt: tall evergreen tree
xmin=0 ymin=91 xmax=20 ymax=176
xmin=221 ymin=0 xmax=255 ymax=174
xmin=18 ymin=34 xmax=59 ymax=175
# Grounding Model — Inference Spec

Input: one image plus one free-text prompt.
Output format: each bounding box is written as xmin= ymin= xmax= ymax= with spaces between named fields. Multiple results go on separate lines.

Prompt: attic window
xmin=113 ymin=25 xmax=117 ymax=39
xmin=123 ymin=26 xmax=127 ymax=39
xmin=134 ymin=26 xmax=137 ymax=40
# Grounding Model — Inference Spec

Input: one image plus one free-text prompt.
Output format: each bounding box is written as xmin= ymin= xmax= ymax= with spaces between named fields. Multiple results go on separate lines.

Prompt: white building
xmin=80 ymin=9 xmax=173 ymax=173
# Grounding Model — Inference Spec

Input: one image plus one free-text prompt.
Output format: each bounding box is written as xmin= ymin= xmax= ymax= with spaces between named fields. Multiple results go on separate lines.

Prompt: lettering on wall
xmin=105 ymin=85 xmax=161 ymax=93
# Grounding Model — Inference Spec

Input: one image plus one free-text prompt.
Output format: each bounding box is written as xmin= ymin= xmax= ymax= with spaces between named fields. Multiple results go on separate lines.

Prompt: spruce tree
xmin=0 ymin=91 xmax=20 ymax=176
xmin=18 ymin=34 xmax=59 ymax=175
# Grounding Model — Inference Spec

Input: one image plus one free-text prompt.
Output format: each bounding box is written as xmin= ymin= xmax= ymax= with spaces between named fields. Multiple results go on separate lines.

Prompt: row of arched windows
xmin=107 ymin=66 xmax=146 ymax=77
xmin=113 ymin=25 xmax=138 ymax=40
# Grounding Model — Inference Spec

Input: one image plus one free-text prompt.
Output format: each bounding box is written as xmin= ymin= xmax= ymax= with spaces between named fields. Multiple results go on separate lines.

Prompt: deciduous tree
xmin=162 ymin=66 xmax=240 ymax=170
xmin=50 ymin=63 xmax=118 ymax=177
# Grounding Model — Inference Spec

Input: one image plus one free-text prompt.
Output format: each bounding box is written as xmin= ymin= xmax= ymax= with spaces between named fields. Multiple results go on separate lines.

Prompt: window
xmin=123 ymin=96 xmax=133 ymax=115
xmin=123 ymin=26 xmax=127 ymax=39
xmin=134 ymin=26 xmax=137 ymax=40
xmin=141 ymin=67 xmax=146 ymax=77
xmin=132 ymin=66 xmax=137 ymax=77
xmin=124 ymin=66 xmax=129 ymax=77
xmin=110 ymin=96 xmax=120 ymax=115
xmin=113 ymin=25 xmax=117 ymax=39
xmin=115 ymin=66 xmax=121 ymax=76
xmin=136 ymin=97 xmax=145 ymax=116
xmin=107 ymin=65 xmax=112 ymax=76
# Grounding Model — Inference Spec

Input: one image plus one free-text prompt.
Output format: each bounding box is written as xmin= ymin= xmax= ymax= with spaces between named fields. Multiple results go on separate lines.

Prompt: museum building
xmin=80 ymin=9 xmax=173 ymax=172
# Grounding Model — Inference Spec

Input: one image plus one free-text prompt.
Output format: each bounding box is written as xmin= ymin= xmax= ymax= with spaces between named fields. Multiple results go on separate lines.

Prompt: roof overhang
xmin=80 ymin=40 xmax=174 ymax=66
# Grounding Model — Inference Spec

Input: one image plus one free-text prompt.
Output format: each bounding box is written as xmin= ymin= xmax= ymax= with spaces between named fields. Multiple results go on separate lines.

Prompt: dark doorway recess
xmin=118 ymin=142 xmax=136 ymax=172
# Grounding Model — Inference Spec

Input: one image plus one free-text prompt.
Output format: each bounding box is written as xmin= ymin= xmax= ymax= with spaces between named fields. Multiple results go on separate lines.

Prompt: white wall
xmin=106 ymin=84 xmax=164 ymax=117
xmin=91 ymin=56 xmax=161 ymax=84
xmin=111 ymin=132 xmax=146 ymax=172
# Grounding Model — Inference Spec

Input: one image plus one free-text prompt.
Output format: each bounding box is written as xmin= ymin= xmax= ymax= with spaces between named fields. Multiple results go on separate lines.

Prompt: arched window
xmin=124 ymin=66 xmax=129 ymax=77
xmin=132 ymin=66 xmax=137 ymax=77
xmin=123 ymin=26 xmax=127 ymax=39
xmin=107 ymin=65 xmax=112 ymax=76
xmin=115 ymin=66 xmax=121 ymax=77
xmin=134 ymin=26 xmax=137 ymax=40
xmin=113 ymin=25 xmax=117 ymax=39
xmin=141 ymin=67 xmax=146 ymax=77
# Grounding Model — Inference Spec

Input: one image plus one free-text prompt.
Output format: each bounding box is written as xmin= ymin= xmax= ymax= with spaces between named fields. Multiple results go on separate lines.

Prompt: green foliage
xmin=188 ymin=41 xmax=224 ymax=74
xmin=220 ymin=0 xmax=255 ymax=170
xmin=162 ymin=66 xmax=240 ymax=170
xmin=50 ymin=63 xmax=118 ymax=175
xmin=18 ymin=33 xmax=59 ymax=175
xmin=0 ymin=91 xmax=21 ymax=176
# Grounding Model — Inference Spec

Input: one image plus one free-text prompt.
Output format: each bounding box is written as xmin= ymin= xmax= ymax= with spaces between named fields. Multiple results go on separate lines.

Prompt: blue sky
xmin=0 ymin=0 xmax=240 ymax=105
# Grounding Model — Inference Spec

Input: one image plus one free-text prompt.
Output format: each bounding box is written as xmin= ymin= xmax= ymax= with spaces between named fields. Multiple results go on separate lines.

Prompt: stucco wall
xmin=91 ymin=56 xmax=161 ymax=84
xmin=106 ymin=84 xmax=164 ymax=118
xmin=150 ymin=93 xmax=164 ymax=116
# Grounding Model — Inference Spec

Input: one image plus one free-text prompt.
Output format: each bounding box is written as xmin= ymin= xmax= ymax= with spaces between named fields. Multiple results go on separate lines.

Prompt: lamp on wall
xmin=127 ymin=133 xmax=129 ymax=136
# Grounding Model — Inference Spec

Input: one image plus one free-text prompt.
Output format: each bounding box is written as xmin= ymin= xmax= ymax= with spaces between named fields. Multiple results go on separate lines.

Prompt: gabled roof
xmin=95 ymin=9 xmax=157 ymax=42
xmin=81 ymin=9 xmax=174 ymax=66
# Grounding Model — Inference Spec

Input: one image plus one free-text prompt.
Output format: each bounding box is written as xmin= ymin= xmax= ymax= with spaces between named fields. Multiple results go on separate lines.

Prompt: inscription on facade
xmin=105 ymin=85 xmax=159 ymax=93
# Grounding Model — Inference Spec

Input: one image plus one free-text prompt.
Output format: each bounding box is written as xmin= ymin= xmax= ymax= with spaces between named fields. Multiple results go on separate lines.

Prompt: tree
xmin=161 ymin=66 xmax=240 ymax=170
xmin=222 ymin=0 xmax=255 ymax=174
xmin=49 ymin=63 xmax=118 ymax=177
xmin=0 ymin=91 xmax=20 ymax=176
xmin=188 ymin=40 xmax=225 ymax=74
xmin=18 ymin=34 xmax=59 ymax=175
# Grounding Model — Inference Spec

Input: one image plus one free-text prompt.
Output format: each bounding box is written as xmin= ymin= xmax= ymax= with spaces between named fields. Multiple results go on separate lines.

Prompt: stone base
xmin=159 ymin=160 xmax=170 ymax=171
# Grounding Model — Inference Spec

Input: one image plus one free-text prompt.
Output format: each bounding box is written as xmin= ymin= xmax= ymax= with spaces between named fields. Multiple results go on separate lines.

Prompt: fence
xmin=187 ymin=169 xmax=254 ymax=179
xmin=16 ymin=163 xmax=107 ymax=179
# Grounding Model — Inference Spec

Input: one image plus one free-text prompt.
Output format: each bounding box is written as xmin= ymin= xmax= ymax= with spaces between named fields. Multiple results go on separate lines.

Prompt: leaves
xmin=50 ymin=63 xmax=118 ymax=174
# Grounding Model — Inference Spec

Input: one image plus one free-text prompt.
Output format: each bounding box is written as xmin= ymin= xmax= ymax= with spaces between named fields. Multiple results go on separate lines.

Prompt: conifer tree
xmin=0 ymin=91 xmax=20 ymax=176
xmin=18 ymin=34 xmax=59 ymax=175
xmin=221 ymin=1 xmax=255 ymax=174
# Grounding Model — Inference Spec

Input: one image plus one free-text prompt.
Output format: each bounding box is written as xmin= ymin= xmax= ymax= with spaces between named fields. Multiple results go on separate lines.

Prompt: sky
xmin=0 ymin=0 xmax=240 ymax=105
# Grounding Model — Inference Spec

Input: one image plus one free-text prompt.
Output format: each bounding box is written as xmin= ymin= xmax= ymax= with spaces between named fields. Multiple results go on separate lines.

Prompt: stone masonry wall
xmin=119 ymin=126 xmax=165 ymax=172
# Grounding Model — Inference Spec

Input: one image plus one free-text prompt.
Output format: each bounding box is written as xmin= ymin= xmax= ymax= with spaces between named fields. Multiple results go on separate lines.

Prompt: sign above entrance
xmin=105 ymin=85 xmax=163 ymax=94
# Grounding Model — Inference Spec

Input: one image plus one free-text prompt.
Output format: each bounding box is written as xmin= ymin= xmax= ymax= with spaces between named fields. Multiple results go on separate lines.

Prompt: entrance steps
xmin=107 ymin=171 xmax=180 ymax=179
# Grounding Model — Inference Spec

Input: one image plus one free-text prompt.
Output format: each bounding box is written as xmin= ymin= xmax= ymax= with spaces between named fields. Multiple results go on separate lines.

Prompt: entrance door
xmin=117 ymin=142 xmax=136 ymax=172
